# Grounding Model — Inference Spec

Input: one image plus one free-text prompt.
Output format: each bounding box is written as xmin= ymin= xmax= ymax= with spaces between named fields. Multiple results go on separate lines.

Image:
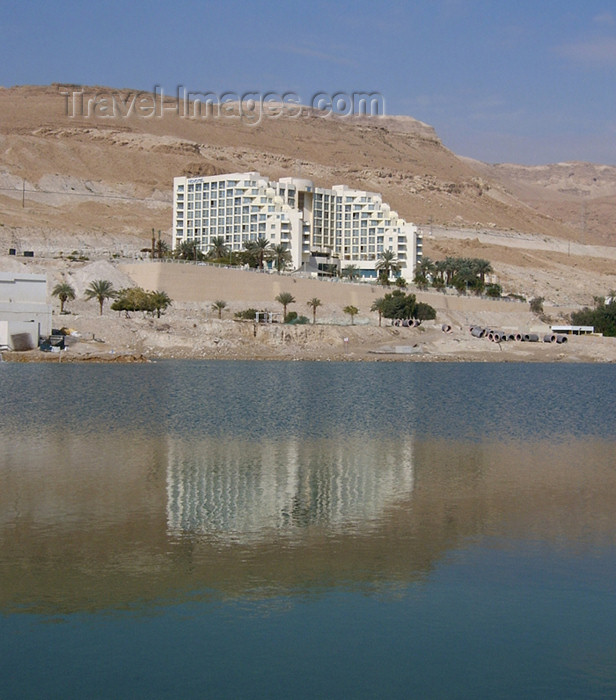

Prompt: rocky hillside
xmin=1 ymin=83 xmax=606 ymax=252
xmin=466 ymin=159 xmax=616 ymax=246
xmin=1 ymin=84 xmax=615 ymax=306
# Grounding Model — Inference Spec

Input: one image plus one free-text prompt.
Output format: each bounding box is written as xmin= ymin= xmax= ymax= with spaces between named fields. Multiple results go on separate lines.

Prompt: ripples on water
xmin=0 ymin=361 xmax=615 ymax=699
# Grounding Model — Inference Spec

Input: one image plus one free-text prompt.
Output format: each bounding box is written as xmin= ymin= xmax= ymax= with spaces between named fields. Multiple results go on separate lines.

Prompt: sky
xmin=2 ymin=0 xmax=616 ymax=165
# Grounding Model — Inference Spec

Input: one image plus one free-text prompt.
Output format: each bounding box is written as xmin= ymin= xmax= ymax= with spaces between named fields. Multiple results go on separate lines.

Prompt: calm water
xmin=0 ymin=360 xmax=615 ymax=699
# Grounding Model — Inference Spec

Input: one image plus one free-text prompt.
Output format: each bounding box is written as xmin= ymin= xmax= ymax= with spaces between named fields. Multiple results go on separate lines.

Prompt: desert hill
xmin=0 ymin=84 xmax=591 ymax=242
xmin=466 ymin=158 xmax=616 ymax=246
xmin=0 ymin=84 xmax=615 ymax=305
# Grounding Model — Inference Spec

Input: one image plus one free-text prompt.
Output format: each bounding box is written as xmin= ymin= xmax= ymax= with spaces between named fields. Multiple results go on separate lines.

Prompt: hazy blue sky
xmin=2 ymin=0 xmax=615 ymax=165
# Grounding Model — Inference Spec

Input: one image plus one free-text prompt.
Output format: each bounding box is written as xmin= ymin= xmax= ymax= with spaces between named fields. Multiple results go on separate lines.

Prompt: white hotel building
xmin=173 ymin=172 xmax=422 ymax=279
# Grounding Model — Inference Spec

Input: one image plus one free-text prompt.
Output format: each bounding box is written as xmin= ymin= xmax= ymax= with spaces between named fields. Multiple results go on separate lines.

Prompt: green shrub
xmin=414 ymin=302 xmax=437 ymax=321
xmin=571 ymin=298 xmax=616 ymax=336
xmin=287 ymin=314 xmax=309 ymax=325
xmin=530 ymin=297 xmax=544 ymax=314
xmin=380 ymin=289 xmax=436 ymax=321
xmin=234 ymin=308 xmax=259 ymax=320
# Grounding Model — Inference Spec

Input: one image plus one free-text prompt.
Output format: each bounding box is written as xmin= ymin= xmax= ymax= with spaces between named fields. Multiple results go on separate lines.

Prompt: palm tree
xmin=241 ymin=240 xmax=259 ymax=268
xmin=155 ymin=232 xmax=169 ymax=259
xmin=376 ymin=249 xmax=401 ymax=284
xmin=212 ymin=299 xmax=227 ymax=319
xmin=176 ymin=240 xmax=200 ymax=261
xmin=254 ymin=237 xmax=271 ymax=269
xmin=417 ymin=256 xmax=436 ymax=278
xmin=51 ymin=282 xmax=76 ymax=313
xmin=271 ymin=244 xmax=291 ymax=272
xmin=370 ymin=297 xmax=387 ymax=327
xmin=275 ymin=292 xmax=296 ymax=320
xmin=343 ymin=305 xmax=359 ymax=325
xmin=473 ymin=258 xmax=493 ymax=284
xmin=208 ymin=236 xmax=228 ymax=260
xmin=306 ymin=297 xmax=322 ymax=324
xmin=84 ymin=279 xmax=116 ymax=315
xmin=342 ymin=264 xmax=359 ymax=281
xmin=150 ymin=290 xmax=172 ymax=318
xmin=443 ymin=257 xmax=458 ymax=286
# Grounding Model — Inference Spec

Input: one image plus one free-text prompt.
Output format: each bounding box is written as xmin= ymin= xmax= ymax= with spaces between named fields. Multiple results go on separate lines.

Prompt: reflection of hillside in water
xmin=166 ymin=436 xmax=414 ymax=542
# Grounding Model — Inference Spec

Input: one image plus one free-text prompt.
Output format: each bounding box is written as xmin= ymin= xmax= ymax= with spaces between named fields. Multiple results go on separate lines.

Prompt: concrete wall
xmin=0 ymin=272 xmax=47 ymax=304
xmin=0 ymin=273 xmax=52 ymax=343
xmin=119 ymin=261 xmax=529 ymax=319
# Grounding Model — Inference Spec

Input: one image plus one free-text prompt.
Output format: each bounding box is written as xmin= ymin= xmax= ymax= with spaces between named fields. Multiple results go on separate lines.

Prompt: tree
xmin=271 ymin=244 xmax=292 ymax=272
xmin=452 ymin=263 xmax=483 ymax=295
xmin=379 ymin=289 xmax=436 ymax=321
xmin=414 ymin=302 xmax=437 ymax=321
xmin=208 ymin=236 xmax=228 ymax=260
xmin=343 ymin=305 xmax=359 ymax=325
xmin=414 ymin=271 xmax=427 ymax=290
xmin=414 ymin=257 xmax=435 ymax=289
xmin=434 ymin=259 xmax=448 ymax=285
xmin=51 ymin=282 xmax=76 ymax=313
xmin=156 ymin=234 xmax=169 ymax=259
xmin=306 ymin=297 xmax=322 ymax=324
xmin=442 ymin=257 xmax=459 ymax=285
xmin=254 ymin=237 xmax=271 ymax=270
xmin=175 ymin=240 xmax=202 ymax=261
xmin=241 ymin=240 xmax=259 ymax=268
xmin=150 ymin=290 xmax=172 ymax=318
xmin=370 ymin=297 xmax=387 ymax=327
xmin=472 ymin=258 xmax=493 ymax=284
xmin=84 ymin=279 xmax=116 ymax=315
xmin=212 ymin=299 xmax=227 ymax=319
xmin=342 ymin=264 xmax=360 ymax=281
xmin=571 ymin=296 xmax=616 ymax=336
xmin=275 ymin=292 xmax=296 ymax=320
xmin=376 ymin=249 xmax=401 ymax=284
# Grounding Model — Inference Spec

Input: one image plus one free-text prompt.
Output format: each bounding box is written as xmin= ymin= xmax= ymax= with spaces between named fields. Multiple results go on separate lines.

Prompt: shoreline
xmin=3 ymin=332 xmax=615 ymax=365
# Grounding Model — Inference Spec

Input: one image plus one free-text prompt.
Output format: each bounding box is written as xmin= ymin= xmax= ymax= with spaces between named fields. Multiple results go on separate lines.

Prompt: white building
xmin=0 ymin=272 xmax=51 ymax=350
xmin=172 ymin=172 xmax=422 ymax=279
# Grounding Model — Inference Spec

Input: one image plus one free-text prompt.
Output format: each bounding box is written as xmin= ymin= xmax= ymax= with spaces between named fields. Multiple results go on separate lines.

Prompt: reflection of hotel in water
xmin=166 ymin=436 xmax=415 ymax=542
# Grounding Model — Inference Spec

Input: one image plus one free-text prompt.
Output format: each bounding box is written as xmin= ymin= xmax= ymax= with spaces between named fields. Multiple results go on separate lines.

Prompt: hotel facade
xmin=173 ymin=172 xmax=422 ymax=279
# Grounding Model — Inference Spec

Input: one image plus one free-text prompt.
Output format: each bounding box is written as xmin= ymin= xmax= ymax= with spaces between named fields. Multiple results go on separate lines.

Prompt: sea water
xmin=0 ymin=361 xmax=615 ymax=698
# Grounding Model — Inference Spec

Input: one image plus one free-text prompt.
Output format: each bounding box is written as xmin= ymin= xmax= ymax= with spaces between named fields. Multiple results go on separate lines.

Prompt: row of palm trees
xmin=52 ymin=280 xmax=170 ymax=317
xmin=177 ymin=236 xmax=406 ymax=282
xmin=214 ymin=293 xmax=362 ymax=326
xmin=52 ymin=280 xmax=117 ymax=315
xmin=175 ymin=236 xmax=292 ymax=272
xmin=414 ymin=256 xmax=494 ymax=294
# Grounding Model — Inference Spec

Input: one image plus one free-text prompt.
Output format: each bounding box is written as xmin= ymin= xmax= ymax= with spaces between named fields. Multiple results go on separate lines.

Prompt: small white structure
xmin=550 ymin=325 xmax=594 ymax=336
xmin=0 ymin=272 xmax=52 ymax=350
